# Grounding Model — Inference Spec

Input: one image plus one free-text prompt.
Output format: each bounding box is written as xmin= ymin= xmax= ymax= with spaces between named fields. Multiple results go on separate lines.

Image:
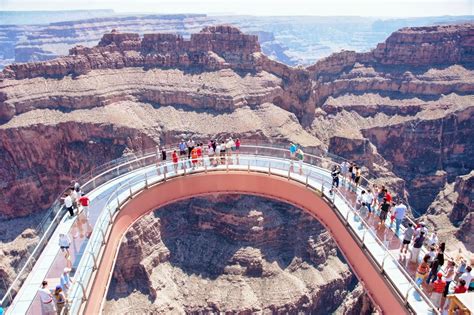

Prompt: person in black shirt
xmin=329 ymin=165 xmax=340 ymax=195
xmin=378 ymin=197 xmax=390 ymax=229
xmin=426 ymin=242 xmax=446 ymax=284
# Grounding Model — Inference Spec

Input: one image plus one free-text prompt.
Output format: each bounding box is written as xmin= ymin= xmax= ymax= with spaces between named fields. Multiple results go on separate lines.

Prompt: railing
xmin=2 ymin=143 xmax=447 ymax=314
xmin=62 ymin=147 xmax=438 ymax=314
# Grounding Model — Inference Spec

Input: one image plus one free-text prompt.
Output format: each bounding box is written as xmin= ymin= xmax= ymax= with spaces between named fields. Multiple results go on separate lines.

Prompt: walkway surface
xmin=3 ymin=145 xmax=442 ymax=314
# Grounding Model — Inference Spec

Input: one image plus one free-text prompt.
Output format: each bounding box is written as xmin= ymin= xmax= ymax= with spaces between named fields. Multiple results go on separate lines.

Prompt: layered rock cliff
xmin=1 ymin=23 xmax=473 ymax=299
xmin=105 ymin=195 xmax=372 ymax=314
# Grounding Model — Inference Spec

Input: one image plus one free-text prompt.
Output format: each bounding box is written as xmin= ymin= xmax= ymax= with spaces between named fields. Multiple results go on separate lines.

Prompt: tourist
xmin=58 ymin=233 xmax=71 ymax=256
xmin=53 ymin=285 xmax=66 ymax=315
xmin=63 ymin=192 xmax=74 ymax=217
xmin=415 ymin=254 xmax=431 ymax=286
xmin=60 ymin=267 xmax=72 ymax=296
xmin=378 ymin=197 xmax=390 ymax=228
xmin=207 ymin=145 xmax=215 ymax=166
xmin=363 ymin=189 xmax=374 ymax=216
xmin=235 ymin=138 xmax=241 ymax=152
xmin=414 ymin=221 xmax=428 ymax=238
xmin=179 ymin=140 xmax=187 ymax=157
xmin=385 ymin=189 xmax=392 ymax=204
xmin=215 ymin=142 xmax=221 ymax=165
xmin=196 ymin=143 xmax=203 ymax=166
xmin=454 ymin=279 xmax=467 ymax=293
xmin=227 ymin=138 xmax=235 ymax=156
xmin=376 ymin=185 xmax=386 ymax=213
xmin=289 ymin=142 xmax=298 ymax=159
xmin=431 ymin=272 xmax=446 ymax=309
xmin=349 ymin=162 xmax=355 ymax=184
xmin=296 ymin=148 xmax=304 ymax=174
xmin=400 ymin=222 xmax=415 ymax=254
xmin=187 ymin=138 xmax=195 ymax=159
xmin=459 ymin=266 xmax=473 ymax=291
xmin=354 ymin=166 xmax=361 ymax=188
xmin=443 ymin=260 xmax=455 ymax=298
xmin=211 ymin=139 xmax=217 ymax=153
xmin=340 ymin=161 xmax=349 ymax=183
xmin=427 ymin=247 xmax=437 ymax=264
xmin=172 ymin=150 xmax=179 ymax=171
xmin=455 ymin=257 xmax=467 ymax=281
xmin=220 ymin=141 xmax=226 ymax=164
xmin=427 ymin=232 xmax=439 ymax=247
xmin=38 ymin=280 xmax=56 ymax=315
xmin=330 ymin=165 xmax=340 ymax=195
xmin=393 ymin=199 xmax=407 ymax=236
xmin=191 ymin=146 xmax=198 ymax=168
xmin=0 ymin=306 xmax=3 ymax=315
xmin=410 ymin=231 xmax=426 ymax=263
xmin=161 ymin=147 xmax=167 ymax=162
xmin=426 ymin=242 xmax=445 ymax=284
xmin=78 ymin=193 xmax=90 ymax=218
xmin=356 ymin=190 xmax=365 ymax=209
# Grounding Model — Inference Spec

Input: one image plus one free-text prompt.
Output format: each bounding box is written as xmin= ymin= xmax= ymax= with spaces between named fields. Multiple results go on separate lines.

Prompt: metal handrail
xmin=64 ymin=151 xmax=438 ymax=314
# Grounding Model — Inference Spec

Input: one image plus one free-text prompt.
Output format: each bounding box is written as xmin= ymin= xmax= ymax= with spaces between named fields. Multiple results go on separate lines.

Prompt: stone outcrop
xmin=423 ymin=171 xmax=473 ymax=255
xmin=2 ymin=25 xmax=260 ymax=81
xmin=105 ymin=195 xmax=369 ymax=314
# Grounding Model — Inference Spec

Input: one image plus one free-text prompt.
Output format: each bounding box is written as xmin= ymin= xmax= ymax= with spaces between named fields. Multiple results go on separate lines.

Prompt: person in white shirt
xmin=393 ymin=200 xmax=407 ymax=236
xmin=363 ymin=189 xmax=375 ymax=216
xmin=427 ymin=232 xmax=439 ymax=247
xmin=215 ymin=144 xmax=221 ymax=165
xmin=59 ymin=233 xmax=71 ymax=256
xmin=459 ymin=266 xmax=473 ymax=289
xmin=64 ymin=192 xmax=74 ymax=217
xmin=38 ymin=280 xmax=56 ymax=315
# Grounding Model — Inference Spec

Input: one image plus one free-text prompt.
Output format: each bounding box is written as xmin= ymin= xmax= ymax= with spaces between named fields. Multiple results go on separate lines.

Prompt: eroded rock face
xmin=105 ymin=195 xmax=372 ymax=314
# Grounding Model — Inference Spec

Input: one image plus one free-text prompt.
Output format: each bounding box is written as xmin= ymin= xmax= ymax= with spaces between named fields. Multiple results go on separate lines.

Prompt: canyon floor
xmin=104 ymin=195 xmax=372 ymax=314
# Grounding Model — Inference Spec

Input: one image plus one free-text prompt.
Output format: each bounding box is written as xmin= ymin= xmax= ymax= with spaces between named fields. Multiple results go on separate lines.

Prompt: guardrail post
xmin=321 ymin=181 xmax=324 ymax=194
xmin=287 ymin=167 xmax=291 ymax=180
xmin=100 ymin=228 xmax=106 ymax=245
xmin=163 ymin=170 xmax=167 ymax=181
xmin=205 ymin=163 xmax=208 ymax=173
xmin=305 ymin=173 xmax=309 ymax=187
xmin=116 ymin=166 xmax=120 ymax=176
xmin=226 ymin=159 xmax=229 ymax=173
xmin=128 ymin=182 xmax=133 ymax=198
xmin=89 ymin=251 xmax=98 ymax=271
xmin=77 ymin=281 xmax=87 ymax=302
xmin=268 ymin=164 xmax=271 ymax=175
xmin=247 ymin=160 xmax=250 ymax=172
xmin=108 ymin=206 xmax=113 ymax=224
xmin=361 ymin=229 xmax=367 ymax=248
xmin=381 ymin=253 xmax=389 ymax=273
xmin=144 ymin=172 xmax=148 ymax=189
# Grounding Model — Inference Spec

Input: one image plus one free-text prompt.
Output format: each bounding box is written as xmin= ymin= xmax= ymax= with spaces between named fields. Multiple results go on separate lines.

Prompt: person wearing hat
xmin=431 ymin=272 xmax=446 ymax=309
xmin=38 ymin=280 xmax=56 ymax=315
xmin=53 ymin=285 xmax=67 ymax=315
xmin=60 ymin=267 xmax=72 ymax=296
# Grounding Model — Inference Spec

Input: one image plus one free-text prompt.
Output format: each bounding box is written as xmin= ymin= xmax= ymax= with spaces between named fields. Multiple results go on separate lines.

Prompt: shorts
xmin=351 ymin=173 xmax=356 ymax=180
xmin=403 ymin=239 xmax=411 ymax=245
xmin=355 ymin=176 xmax=361 ymax=184
xmin=380 ymin=210 xmax=388 ymax=221
xmin=179 ymin=150 xmax=186 ymax=156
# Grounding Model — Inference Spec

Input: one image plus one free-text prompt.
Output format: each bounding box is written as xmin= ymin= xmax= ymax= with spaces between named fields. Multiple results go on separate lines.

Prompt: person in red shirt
xmin=454 ymin=279 xmax=468 ymax=293
xmin=431 ymin=272 xmax=446 ymax=309
xmin=196 ymin=144 xmax=203 ymax=166
xmin=172 ymin=150 xmax=179 ymax=172
xmin=235 ymin=138 xmax=241 ymax=153
xmin=78 ymin=193 xmax=90 ymax=218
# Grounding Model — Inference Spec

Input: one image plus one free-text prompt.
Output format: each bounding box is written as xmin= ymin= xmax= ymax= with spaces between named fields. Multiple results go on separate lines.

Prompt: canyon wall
xmin=105 ymin=195 xmax=372 ymax=314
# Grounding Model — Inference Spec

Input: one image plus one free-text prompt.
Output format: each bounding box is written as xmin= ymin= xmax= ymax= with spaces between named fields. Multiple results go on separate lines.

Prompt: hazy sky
xmin=0 ymin=0 xmax=472 ymax=17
